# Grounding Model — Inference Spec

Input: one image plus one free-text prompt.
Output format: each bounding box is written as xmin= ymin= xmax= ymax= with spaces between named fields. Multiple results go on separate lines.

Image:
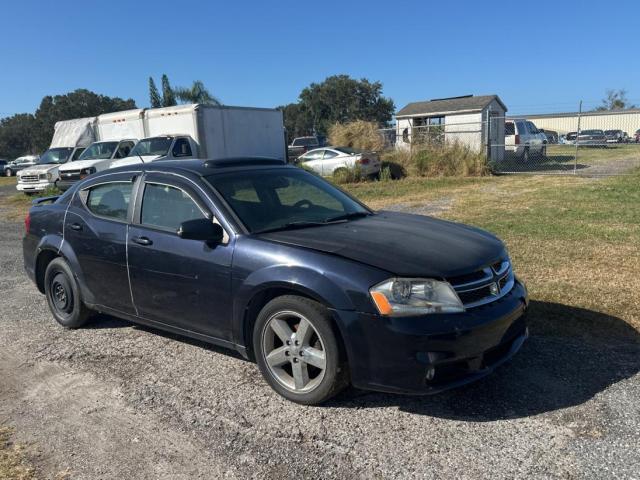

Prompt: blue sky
xmin=1 ymin=0 xmax=638 ymax=119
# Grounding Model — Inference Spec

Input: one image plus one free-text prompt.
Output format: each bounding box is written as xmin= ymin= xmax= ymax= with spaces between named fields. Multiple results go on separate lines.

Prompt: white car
xmin=296 ymin=147 xmax=381 ymax=177
xmin=505 ymin=120 xmax=547 ymax=161
xmin=57 ymin=139 xmax=137 ymax=190
xmin=4 ymin=155 xmax=38 ymax=177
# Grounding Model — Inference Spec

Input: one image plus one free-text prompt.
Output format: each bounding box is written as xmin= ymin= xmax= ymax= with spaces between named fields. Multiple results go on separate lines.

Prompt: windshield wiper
xmin=323 ymin=211 xmax=372 ymax=223
xmin=254 ymin=212 xmax=372 ymax=234
xmin=254 ymin=221 xmax=330 ymax=234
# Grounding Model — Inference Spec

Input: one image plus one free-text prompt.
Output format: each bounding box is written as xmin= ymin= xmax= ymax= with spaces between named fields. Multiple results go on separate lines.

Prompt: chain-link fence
xmin=382 ymin=108 xmax=640 ymax=176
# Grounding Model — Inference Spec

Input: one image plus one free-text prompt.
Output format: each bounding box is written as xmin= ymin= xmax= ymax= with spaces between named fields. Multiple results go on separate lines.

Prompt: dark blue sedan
xmin=23 ymin=158 xmax=528 ymax=404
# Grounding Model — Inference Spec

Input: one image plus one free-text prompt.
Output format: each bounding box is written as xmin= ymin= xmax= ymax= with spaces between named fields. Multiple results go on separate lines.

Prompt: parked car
xmin=576 ymin=129 xmax=607 ymax=147
xmin=634 ymin=129 xmax=640 ymax=143
xmin=504 ymin=120 xmax=547 ymax=160
xmin=287 ymin=136 xmax=324 ymax=161
xmin=23 ymin=158 xmax=528 ymax=405
xmin=539 ymin=129 xmax=558 ymax=144
xmin=565 ymin=132 xmax=578 ymax=145
xmin=296 ymin=146 xmax=381 ymax=177
xmin=57 ymin=139 xmax=137 ymax=191
xmin=604 ymin=130 xmax=625 ymax=143
xmin=0 ymin=159 xmax=7 ymax=175
xmin=4 ymin=155 xmax=38 ymax=177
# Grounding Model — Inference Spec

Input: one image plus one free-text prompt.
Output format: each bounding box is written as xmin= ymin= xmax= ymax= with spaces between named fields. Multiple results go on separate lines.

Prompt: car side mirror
xmin=177 ymin=218 xmax=224 ymax=244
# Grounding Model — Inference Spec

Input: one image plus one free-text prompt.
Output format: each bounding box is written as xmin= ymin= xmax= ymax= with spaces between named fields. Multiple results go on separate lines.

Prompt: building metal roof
xmin=397 ymin=95 xmax=507 ymax=118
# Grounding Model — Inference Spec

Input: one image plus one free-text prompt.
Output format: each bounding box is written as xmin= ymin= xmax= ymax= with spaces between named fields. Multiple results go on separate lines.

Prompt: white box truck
xmin=111 ymin=104 xmax=286 ymax=168
xmin=57 ymin=109 xmax=145 ymax=190
xmin=17 ymin=117 xmax=96 ymax=193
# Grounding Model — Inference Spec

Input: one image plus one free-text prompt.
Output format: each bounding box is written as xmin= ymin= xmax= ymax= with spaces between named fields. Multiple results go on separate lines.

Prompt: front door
xmin=127 ymin=174 xmax=233 ymax=340
xmin=63 ymin=173 xmax=139 ymax=314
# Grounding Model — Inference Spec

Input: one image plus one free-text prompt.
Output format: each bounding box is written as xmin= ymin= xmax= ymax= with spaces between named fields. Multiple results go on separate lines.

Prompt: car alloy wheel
xmin=261 ymin=310 xmax=327 ymax=393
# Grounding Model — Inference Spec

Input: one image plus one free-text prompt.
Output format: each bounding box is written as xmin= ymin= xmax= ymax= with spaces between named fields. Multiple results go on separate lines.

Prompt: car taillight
xmin=24 ymin=213 xmax=31 ymax=233
xmin=358 ymin=158 xmax=370 ymax=165
xmin=515 ymin=135 xmax=520 ymax=145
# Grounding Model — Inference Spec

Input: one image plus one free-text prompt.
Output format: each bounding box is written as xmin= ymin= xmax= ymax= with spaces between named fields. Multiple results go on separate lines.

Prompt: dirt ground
xmin=1 ymin=181 xmax=639 ymax=479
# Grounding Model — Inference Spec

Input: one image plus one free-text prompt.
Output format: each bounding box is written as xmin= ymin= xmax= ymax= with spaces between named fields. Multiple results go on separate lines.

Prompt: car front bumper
xmin=16 ymin=180 xmax=55 ymax=192
xmin=334 ymin=280 xmax=529 ymax=395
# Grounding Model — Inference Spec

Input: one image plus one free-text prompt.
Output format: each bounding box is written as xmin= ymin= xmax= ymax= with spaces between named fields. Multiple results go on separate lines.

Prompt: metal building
xmin=513 ymin=109 xmax=640 ymax=136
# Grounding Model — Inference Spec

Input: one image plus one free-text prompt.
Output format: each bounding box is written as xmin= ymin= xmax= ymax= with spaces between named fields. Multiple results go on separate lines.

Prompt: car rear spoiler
xmin=31 ymin=195 xmax=59 ymax=206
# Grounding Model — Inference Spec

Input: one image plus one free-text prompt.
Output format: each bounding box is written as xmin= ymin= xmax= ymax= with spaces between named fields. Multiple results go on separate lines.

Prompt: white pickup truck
xmin=16 ymin=117 xmax=95 ymax=193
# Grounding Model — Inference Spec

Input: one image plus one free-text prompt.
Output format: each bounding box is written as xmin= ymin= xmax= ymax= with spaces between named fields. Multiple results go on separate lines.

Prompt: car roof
xmin=101 ymin=157 xmax=291 ymax=178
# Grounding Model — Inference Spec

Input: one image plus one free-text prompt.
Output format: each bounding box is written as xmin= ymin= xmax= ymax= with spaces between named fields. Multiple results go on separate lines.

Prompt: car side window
xmin=323 ymin=150 xmax=338 ymax=160
xmin=527 ymin=122 xmax=539 ymax=134
xmin=140 ymin=183 xmax=205 ymax=231
xmin=302 ymin=150 xmax=323 ymax=162
xmin=85 ymin=182 xmax=133 ymax=221
xmin=172 ymin=138 xmax=192 ymax=158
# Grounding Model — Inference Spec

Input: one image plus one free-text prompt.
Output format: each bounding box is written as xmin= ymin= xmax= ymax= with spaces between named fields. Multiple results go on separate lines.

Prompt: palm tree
xmin=174 ymin=80 xmax=221 ymax=105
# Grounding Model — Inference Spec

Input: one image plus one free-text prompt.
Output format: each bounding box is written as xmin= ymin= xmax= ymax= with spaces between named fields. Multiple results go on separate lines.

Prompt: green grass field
xmin=345 ymin=172 xmax=640 ymax=333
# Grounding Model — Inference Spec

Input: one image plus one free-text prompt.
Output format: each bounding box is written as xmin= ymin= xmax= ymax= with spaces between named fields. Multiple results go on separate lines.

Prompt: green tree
xmin=0 ymin=113 xmax=38 ymax=158
xmin=161 ymin=74 xmax=177 ymax=107
xmin=595 ymin=89 xmax=635 ymax=111
xmin=32 ymin=89 xmax=136 ymax=151
xmin=282 ymin=75 xmax=395 ymax=139
xmin=174 ymin=80 xmax=221 ymax=105
xmin=149 ymin=77 xmax=162 ymax=108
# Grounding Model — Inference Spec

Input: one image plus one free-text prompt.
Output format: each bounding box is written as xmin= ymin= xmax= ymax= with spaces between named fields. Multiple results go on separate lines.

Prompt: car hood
xmin=257 ymin=211 xmax=506 ymax=277
xmin=110 ymin=155 xmax=162 ymax=168
xmin=20 ymin=164 xmax=60 ymax=175
xmin=59 ymin=158 xmax=110 ymax=171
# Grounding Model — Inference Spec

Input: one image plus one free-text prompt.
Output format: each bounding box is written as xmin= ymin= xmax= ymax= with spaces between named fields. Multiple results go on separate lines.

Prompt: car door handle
xmin=131 ymin=236 xmax=153 ymax=246
xmin=69 ymin=223 xmax=82 ymax=231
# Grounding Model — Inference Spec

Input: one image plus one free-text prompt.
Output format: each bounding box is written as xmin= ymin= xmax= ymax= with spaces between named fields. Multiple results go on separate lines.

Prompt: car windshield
xmin=78 ymin=142 xmax=119 ymax=160
xmin=206 ymin=168 xmax=370 ymax=233
xmin=292 ymin=137 xmax=318 ymax=147
xmin=566 ymin=132 xmax=577 ymax=139
xmin=581 ymin=130 xmax=603 ymax=135
xmin=37 ymin=148 xmax=73 ymax=165
xmin=334 ymin=147 xmax=360 ymax=154
xmin=128 ymin=137 xmax=172 ymax=157
xmin=604 ymin=130 xmax=618 ymax=135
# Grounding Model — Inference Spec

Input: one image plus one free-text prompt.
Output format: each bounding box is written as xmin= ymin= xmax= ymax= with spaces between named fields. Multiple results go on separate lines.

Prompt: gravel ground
xmin=1 ymin=184 xmax=639 ymax=479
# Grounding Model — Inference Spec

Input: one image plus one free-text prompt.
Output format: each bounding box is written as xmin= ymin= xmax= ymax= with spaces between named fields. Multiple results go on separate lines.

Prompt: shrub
xmin=328 ymin=121 xmax=386 ymax=152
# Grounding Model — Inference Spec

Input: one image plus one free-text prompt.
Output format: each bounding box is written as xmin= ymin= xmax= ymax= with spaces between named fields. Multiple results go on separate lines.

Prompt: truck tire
xmin=44 ymin=257 xmax=92 ymax=329
xmin=253 ymin=295 xmax=348 ymax=405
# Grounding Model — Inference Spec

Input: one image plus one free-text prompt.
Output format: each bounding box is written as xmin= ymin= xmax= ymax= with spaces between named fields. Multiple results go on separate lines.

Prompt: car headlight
xmin=80 ymin=167 xmax=96 ymax=179
xmin=369 ymin=278 xmax=464 ymax=316
xmin=39 ymin=172 xmax=52 ymax=181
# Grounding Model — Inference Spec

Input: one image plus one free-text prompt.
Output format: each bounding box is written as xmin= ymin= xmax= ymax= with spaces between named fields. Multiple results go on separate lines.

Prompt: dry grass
xmin=345 ymin=172 xmax=640 ymax=333
xmin=0 ymin=427 xmax=36 ymax=480
xmin=2 ymin=194 xmax=32 ymax=222
xmin=328 ymin=121 xmax=386 ymax=152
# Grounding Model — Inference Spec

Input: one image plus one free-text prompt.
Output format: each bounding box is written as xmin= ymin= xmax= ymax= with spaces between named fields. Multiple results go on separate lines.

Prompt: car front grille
xmin=20 ymin=175 xmax=40 ymax=183
xmin=447 ymin=259 xmax=515 ymax=309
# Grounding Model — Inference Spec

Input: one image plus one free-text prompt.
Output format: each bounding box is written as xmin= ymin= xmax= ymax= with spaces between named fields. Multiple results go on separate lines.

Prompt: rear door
xmin=63 ymin=171 xmax=140 ymax=314
xmin=127 ymin=172 xmax=234 ymax=339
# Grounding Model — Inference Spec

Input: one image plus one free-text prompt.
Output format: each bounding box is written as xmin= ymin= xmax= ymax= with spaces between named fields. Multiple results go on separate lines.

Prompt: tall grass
xmin=328 ymin=121 xmax=386 ymax=152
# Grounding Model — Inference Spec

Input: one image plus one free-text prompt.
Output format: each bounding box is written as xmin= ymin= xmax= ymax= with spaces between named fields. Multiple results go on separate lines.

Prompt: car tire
xmin=253 ymin=295 xmax=348 ymax=405
xmin=44 ymin=257 xmax=92 ymax=329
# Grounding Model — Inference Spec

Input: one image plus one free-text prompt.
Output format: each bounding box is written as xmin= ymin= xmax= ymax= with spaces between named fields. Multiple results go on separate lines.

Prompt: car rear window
xmin=505 ymin=122 xmax=515 ymax=135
